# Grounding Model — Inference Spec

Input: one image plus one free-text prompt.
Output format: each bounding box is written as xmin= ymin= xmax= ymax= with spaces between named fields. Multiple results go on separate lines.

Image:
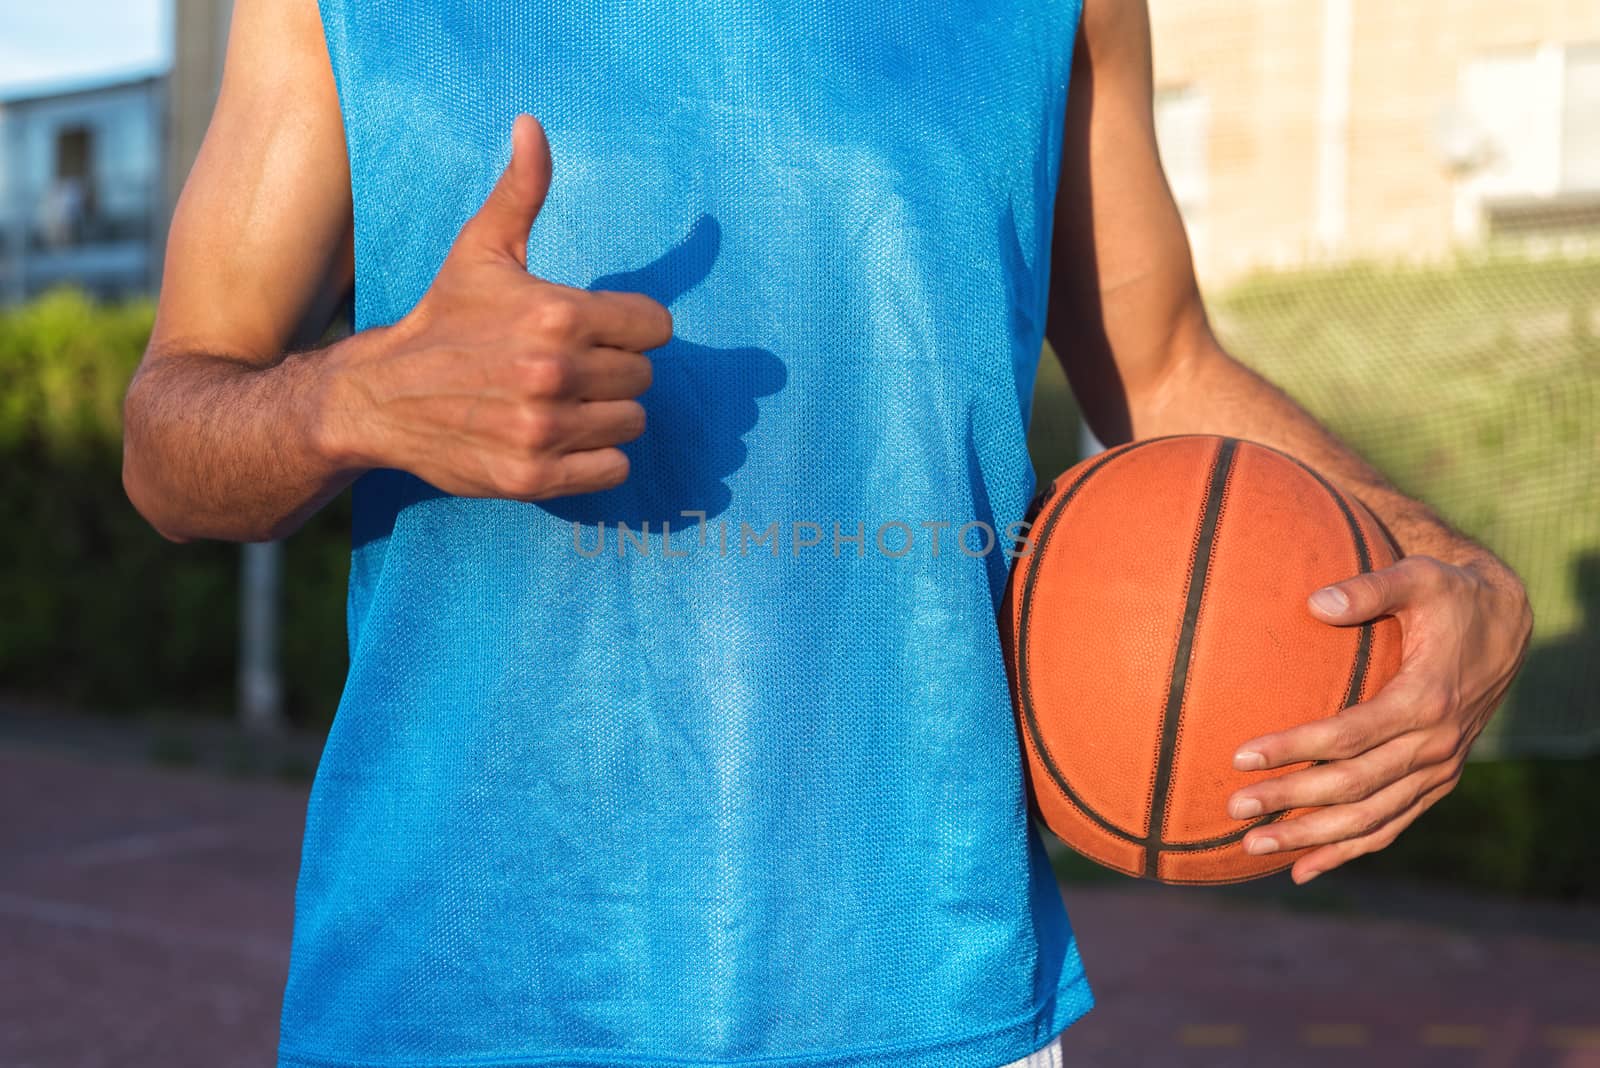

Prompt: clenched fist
xmin=322 ymin=115 xmax=674 ymax=500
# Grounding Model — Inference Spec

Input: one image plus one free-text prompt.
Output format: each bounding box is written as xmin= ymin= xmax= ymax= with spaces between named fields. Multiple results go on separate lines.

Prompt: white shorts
xmin=1002 ymin=1035 xmax=1064 ymax=1068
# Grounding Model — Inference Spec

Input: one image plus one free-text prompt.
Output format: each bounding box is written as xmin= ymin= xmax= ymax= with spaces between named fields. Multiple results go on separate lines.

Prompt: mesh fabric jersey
xmin=283 ymin=2 xmax=1092 ymax=1065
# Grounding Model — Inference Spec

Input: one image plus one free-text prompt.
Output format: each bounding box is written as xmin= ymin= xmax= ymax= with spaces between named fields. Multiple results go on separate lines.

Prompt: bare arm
xmin=124 ymin=0 xmax=671 ymax=544
xmin=1048 ymin=0 xmax=1484 ymax=570
xmin=123 ymin=0 xmax=358 ymax=541
xmin=1047 ymin=0 xmax=1531 ymax=882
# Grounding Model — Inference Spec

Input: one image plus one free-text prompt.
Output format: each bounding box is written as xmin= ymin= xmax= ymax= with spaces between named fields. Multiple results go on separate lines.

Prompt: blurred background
xmin=0 ymin=1 xmax=1597 ymax=1066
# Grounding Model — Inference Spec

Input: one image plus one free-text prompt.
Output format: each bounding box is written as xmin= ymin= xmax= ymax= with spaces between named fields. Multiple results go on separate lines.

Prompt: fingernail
xmin=1299 ymin=869 xmax=1323 ymax=884
xmin=1310 ymin=587 xmax=1349 ymax=615
xmin=1233 ymin=750 xmax=1266 ymax=771
xmin=1229 ymin=797 xmax=1263 ymax=820
xmin=1245 ymin=836 xmax=1278 ymax=855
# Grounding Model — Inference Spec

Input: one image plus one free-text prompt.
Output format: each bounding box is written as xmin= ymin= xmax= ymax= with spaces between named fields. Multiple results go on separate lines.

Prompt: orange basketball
xmin=1000 ymin=435 xmax=1404 ymax=884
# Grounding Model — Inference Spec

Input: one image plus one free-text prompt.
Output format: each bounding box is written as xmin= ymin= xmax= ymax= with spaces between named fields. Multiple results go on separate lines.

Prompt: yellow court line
xmin=1302 ymin=1024 xmax=1369 ymax=1047
xmin=1546 ymin=1027 xmax=1600 ymax=1050
xmin=1420 ymin=1025 xmax=1488 ymax=1048
xmin=1172 ymin=1021 xmax=1600 ymax=1049
xmin=1178 ymin=1025 xmax=1245 ymax=1048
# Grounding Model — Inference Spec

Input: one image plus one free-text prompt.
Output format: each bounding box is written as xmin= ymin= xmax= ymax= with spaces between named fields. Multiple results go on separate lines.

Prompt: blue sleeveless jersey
xmin=284 ymin=2 xmax=1091 ymax=1065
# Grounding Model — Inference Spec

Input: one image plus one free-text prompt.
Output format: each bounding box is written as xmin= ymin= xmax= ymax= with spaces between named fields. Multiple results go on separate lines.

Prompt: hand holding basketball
xmin=1002 ymin=434 xmax=1531 ymax=886
xmin=1228 ymin=553 xmax=1532 ymax=884
xmin=317 ymin=114 xmax=674 ymax=500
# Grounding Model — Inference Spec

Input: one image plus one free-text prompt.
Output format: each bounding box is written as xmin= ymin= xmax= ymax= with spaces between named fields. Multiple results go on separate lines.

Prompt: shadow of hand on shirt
xmin=539 ymin=213 xmax=787 ymax=530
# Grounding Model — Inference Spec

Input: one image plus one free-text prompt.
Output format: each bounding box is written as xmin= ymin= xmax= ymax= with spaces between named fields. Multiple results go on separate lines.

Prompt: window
xmin=40 ymin=124 xmax=97 ymax=249
xmin=55 ymin=125 xmax=93 ymax=183
xmin=1459 ymin=43 xmax=1600 ymax=198
xmin=1563 ymin=45 xmax=1600 ymax=192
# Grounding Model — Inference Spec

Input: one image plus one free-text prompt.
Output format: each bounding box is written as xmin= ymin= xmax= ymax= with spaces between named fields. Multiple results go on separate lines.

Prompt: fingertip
xmin=1308 ymin=585 xmax=1351 ymax=618
xmin=599 ymin=447 xmax=631 ymax=489
xmin=633 ymin=293 xmax=675 ymax=349
xmin=1227 ymin=794 xmax=1263 ymax=820
xmin=1293 ymin=865 xmax=1323 ymax=885
xmin=510 ymin=112 xmax=539 ymax=143
xmin=1243 ymin=834 xmax=1278 ymax=856
xmin=510 ymin=114 xmax=552 ymax=172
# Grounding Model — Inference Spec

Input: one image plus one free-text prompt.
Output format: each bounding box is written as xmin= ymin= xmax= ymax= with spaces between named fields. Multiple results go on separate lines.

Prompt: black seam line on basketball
xmin=1143 ymin=437 xmax=1239 ymax=880
xmin=1025 ymin=434 xmax=1192 ymax=517
xmin=1279 ymin=453 xmax=1378 ymax=710
xmin=1015 ymin=435 xmax=1279 ymax=855
xmin=1151 ymin=863 xmax=1296 ymax=887
xmin=1015 ymin=437 xmax=1170 ymax=848
xmin=1159 ymin=449 xmax=1382 ymax=853
xmin=1235 ymin=440 xmax=1381 ymax=710
xmin=1158 ymin=808 xmax=1288 ymax=851
xmin=1013 ymin=436 xmax=1343 ymax=861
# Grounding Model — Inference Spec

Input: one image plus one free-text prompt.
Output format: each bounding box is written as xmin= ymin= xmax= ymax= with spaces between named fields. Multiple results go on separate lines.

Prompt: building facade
xmin=4 ymin=1 xmax=1596 ymax=299
xmin=0 ymin=0 xmax=232 ymax=307
xmin=0 ymin=74 xmax=166 ymax=303
xmin=1149 ymin=0 xmax=1600 ymax=283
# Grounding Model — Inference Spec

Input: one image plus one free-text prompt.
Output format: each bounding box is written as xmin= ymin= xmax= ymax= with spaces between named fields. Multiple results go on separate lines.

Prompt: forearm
xmin=122 ymin=332 xmax=373 ymax=543
xmin=1136 ymin=333 xmax=1511 ymax=584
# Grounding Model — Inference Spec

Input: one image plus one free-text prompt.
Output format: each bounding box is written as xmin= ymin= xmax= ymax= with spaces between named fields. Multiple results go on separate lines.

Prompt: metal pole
xmin=239 ymin=541 xmax=285 ymax=734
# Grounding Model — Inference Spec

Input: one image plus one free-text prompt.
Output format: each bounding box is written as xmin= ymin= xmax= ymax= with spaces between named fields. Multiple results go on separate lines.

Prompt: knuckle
xmin=514 ymin=406 xmax=561 ymax=451
xmin=1404 ymin=554 xmax=1449 ymax=590
xmin=1330 ymin=720 xmax=1366 ymax=756
xmin=1416 ymin=680 xmax=1456 ymax=722
xmin=1396 ymin=553 xmax=1432 ymax=578
xmin=1416 ymin=728 xmax=1459 ymax=767
xmin=497 ymin=457 xmax=552 ymax=499
xmin=1352 ymin=805 xmax=1386 ymax=837
xmin=519 ymin=355 xmax=572 ymax=398
xmin=1431 ymin=760 xmax=1466 ymax=794
xmin=530 ymin=294 xmax=585 ymax=344
xmin=1355 ymin=572 xmax=1388 ymax=603
xmin=1329 ymin=765 xmax=1369 ymax=802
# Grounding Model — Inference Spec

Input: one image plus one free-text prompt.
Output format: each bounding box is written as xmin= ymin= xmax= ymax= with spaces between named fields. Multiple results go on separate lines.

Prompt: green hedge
xmin=0 ymin=289 xmax=350 ymax=724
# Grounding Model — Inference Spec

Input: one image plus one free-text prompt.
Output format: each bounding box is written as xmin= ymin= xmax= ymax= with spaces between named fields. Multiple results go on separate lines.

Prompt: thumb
xmin=460 ymin=114 xmax=552 ymax=266
xmin=1308 ymin=557 xmax=1429 ymax=624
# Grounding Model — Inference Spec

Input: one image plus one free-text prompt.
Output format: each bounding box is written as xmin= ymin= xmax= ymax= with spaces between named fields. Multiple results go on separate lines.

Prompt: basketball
xmin=1001 ymin=435 xmax=1405 ymax=884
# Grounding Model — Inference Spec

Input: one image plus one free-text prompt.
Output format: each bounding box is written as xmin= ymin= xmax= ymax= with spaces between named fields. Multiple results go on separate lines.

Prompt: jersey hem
xmin=277 ymin=969 xmax=1093 ymax=1068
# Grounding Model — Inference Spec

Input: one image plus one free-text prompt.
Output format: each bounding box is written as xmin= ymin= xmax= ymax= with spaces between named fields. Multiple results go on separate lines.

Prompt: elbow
xmin=121 ymin=436 xmax=192 ymax=546
xmin=121 ymin=439 xmax=301 ymax=544
xmin=1126 ymin=304 xmax=1227 ymax=436
xmin=121 ymin=377 xmax=193 ymax=544
xmin=122 ymin=460 xmax=192 ymax=544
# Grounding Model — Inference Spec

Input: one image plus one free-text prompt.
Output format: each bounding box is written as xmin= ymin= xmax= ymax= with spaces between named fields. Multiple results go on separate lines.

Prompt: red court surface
xmin=2 ymin=741 xmax=1597 ymax=1068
